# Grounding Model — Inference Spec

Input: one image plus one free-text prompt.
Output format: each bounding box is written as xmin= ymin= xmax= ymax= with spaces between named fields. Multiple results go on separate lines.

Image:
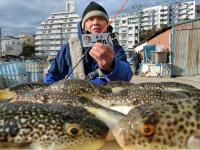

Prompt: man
xmin=131 ymin=51 xmax=141 ymax=75
xmin=44 ymin=1 xmax=133 ymax=85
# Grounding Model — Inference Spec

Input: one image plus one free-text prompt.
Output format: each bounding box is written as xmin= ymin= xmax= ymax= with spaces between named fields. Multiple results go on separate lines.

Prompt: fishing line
xmin=101 ymin=0 xmax=129 ymax=32
xmin=65 ymin=0 xmax=129 ymax=79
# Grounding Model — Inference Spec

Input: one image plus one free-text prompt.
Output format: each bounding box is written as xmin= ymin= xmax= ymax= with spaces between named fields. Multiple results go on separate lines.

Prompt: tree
xmin=139 ymin=25 xmax=168 ymax=42
xmin=20 ymin=45 xmax=35 ymax=58
xmin=183 ymin=17 xmax=191 ymax=22
xmin=139 ymin=27 xmax=157 ymax=42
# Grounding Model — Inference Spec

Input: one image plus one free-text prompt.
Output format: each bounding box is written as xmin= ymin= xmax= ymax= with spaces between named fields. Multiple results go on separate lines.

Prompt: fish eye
xmin=66 ymin=124 xmax=83 ymax=137
xmin=139 ymin=124 xmax=155 ymax=136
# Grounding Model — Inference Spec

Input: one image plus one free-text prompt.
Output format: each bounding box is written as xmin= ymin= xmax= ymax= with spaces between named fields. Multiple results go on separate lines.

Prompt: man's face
xmin=84 ymin=16 xmax=108 ymax=33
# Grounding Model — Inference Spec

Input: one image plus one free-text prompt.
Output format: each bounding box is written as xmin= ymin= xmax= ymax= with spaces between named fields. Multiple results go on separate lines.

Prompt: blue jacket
xmin=44 ymin=22 xmax=133 ymax=85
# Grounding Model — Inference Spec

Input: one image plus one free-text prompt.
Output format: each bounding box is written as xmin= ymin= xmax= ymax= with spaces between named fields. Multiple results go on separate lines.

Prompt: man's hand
xmin=89 ymin=42 xmax=115 ymax=72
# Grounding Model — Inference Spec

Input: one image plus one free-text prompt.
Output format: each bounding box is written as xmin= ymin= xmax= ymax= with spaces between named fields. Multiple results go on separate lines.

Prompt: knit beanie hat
xmin=81 ymin=1 xmax=109 ymax=29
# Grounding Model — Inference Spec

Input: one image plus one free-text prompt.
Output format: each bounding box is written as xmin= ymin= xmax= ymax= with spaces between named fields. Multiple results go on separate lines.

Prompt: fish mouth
xmin=112 ymin=125 xmax=126 ymax=149
xmin=86 ymin=107 xmax=125 ymax=141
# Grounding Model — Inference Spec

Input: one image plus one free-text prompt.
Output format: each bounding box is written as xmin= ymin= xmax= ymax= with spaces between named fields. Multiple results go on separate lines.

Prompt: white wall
xmin=1 ymin=37 xmax=23 ymax=56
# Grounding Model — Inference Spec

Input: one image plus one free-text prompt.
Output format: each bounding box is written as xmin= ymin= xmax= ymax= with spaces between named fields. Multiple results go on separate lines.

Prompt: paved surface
xmin=131 ymin=75 xmax=200 ymax=89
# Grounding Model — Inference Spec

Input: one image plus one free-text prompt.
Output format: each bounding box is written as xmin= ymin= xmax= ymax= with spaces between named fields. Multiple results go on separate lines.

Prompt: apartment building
xmin=111 ymin=4 xmax=170 ymax=51
xmin=141 ymin=4 xmax=170 ymax=30
xmin=112 ymin=1 xmax=200 ymax=51
xmin=35 ymin=0 xmax=200 ymax=56
xmin=111 ymin=16 xmax=139 ymax=51
xmin=170 ymin=1 xmax=200 ymax=24
xmin=140 ymin=1 xmax=200 ymax=29
xmin=35 ymin=0 xmax=80 ymax=58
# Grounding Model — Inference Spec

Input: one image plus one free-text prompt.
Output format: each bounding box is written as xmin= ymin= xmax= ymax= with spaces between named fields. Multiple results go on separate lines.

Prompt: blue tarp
xmin=143 ymin=45 xmax=156 ymax=63
xmin=0 ymin=60 xmax=43 ymax=88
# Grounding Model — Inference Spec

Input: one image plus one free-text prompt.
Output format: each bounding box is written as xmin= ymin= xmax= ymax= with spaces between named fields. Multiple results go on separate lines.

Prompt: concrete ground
xmin=131 ymin=75 xmax=200 ymax=89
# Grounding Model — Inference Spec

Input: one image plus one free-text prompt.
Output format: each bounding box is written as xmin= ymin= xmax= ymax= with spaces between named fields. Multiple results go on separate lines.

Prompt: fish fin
xmin=187 ymin=136 xmax=200 ymax=148
xmin=87 ymin=107 xmax=97 ymax=114
xmin=0 ymin=90 xmax=16 ymax=101
xmin=109 ymin=105 xmax=133 ymax=115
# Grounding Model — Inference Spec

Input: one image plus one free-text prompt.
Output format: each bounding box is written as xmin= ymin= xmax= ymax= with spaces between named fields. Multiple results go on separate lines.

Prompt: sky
xmin=0 ymin=0 xmax=199 ymax=36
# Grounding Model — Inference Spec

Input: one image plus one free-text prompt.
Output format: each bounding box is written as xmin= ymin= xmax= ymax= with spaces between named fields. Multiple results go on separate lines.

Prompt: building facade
xmin=169 ymin=1 xmax=200 ymax=24
xmin=0 ymin=36 xmax=23 ymax=56
xmin=111 ymin=16 xmax=139 ymax=51
xmin=140 ymin=18 xmax=200 ymax=76
xmin=35 ymin=0 xmax=200 ymax=57
xmin=111 ymin=1 xmax=200 ymax=51
xmin=35 ymin=0 xmax=80 ymax=58
xmin=139 ymin=1 xmax=200 ymax=30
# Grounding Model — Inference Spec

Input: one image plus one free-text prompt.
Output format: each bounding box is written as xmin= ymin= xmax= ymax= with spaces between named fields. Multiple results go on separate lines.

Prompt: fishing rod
xmin=65 ymin=0 xmax=129 ymax=79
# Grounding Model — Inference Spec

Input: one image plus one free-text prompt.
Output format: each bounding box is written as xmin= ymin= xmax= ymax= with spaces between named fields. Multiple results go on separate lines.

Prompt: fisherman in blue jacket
xmin=44 ymin=1 xmax=133 ymax=85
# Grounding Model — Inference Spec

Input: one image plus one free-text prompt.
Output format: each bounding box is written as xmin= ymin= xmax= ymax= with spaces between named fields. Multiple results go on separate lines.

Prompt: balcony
xmin=179 ymin=10 xmax=188 ymax=15
xmin=160 ymin=16 xmax=168 ymax=20
xmin=178 ymin=14 xmax=189 ymax=19
xmin=161 ymin=6 xmax=169 ymax=10
xmin=160 ymin=11 xmax=168 ymax=16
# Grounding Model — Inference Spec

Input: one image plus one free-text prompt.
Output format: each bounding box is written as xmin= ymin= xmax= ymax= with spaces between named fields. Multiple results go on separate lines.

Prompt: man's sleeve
xmin=43 ymin=44 xmax=70 ymax=85
xmin=90 ymin=45 xmax=133 ymax=85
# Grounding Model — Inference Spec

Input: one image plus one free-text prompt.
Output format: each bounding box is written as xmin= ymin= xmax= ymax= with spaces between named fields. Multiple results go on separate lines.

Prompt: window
xmin=67 ymin=4 xmax=70 ymax=11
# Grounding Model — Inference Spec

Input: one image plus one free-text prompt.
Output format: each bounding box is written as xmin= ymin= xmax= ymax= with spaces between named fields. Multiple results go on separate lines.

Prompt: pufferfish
xmin=113 ymin=97 xmax=200 ymax=150
xmin=0 ymin=101 xmax=109 ymax=150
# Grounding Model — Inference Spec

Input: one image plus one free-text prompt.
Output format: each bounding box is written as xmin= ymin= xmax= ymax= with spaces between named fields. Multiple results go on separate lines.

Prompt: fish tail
xmin=0 ymin=90 xmax=16 ymax=101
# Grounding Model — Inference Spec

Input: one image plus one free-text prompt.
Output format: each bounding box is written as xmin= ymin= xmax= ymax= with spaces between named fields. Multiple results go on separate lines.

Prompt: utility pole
xmin=132 ymin=4 xmax=143 ymax=43
xmin=41 ymin=34 xmax=44 ymax=59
